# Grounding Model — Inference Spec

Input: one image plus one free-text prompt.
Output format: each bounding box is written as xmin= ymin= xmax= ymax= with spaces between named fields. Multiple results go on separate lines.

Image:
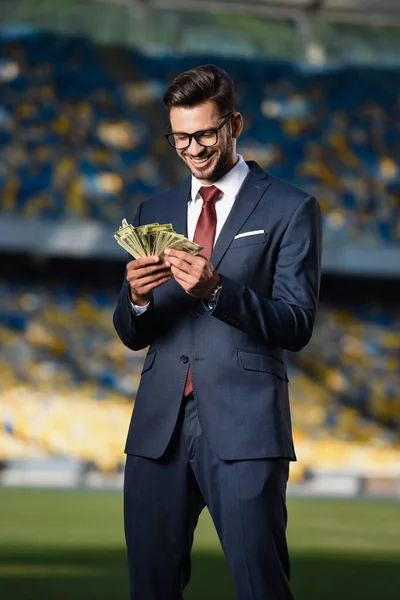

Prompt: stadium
xmin=0 ymin=0 xmax=399 ymax=598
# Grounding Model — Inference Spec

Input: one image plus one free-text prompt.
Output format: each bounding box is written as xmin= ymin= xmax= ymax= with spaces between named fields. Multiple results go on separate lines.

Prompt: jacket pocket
xmin=227 ymin=232 xmax=268 ymax=250
xmin=141 ymin=349 xmax=156 ymax=375
xmin=238 ymin=350 xmax=288 ymax=381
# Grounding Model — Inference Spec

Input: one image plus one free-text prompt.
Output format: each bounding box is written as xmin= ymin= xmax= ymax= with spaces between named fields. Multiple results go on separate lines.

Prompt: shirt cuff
xmin=129 ymin=300 xmax=150 ymax=315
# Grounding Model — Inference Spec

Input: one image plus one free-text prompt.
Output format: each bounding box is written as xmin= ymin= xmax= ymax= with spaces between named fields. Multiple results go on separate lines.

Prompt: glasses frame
xmin=164 ymin=112 xmax=234 ymax=149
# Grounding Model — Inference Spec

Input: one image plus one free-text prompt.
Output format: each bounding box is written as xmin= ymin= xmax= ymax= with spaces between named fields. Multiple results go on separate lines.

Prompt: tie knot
xmin=199 ymin=185 xmax=221 ymax=204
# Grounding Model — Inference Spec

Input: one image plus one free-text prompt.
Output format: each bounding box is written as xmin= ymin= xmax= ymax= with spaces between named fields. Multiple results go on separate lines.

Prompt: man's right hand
xmin=126 ymin=256 xmax=172 ymax=306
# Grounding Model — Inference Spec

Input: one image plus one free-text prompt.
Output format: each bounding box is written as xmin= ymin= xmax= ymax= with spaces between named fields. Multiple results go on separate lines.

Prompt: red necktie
xmin=184 ymin=185 xmax=221 ymax=397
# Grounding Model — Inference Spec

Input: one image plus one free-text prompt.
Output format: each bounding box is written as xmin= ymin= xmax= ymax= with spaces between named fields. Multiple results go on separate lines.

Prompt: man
xmin=114 ymin=64 xmax=322 ymax=600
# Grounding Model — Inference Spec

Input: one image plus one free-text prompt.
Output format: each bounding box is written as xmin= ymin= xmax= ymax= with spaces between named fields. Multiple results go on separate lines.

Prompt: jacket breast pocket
xmin=141 ymin=349 xmax=156 ymax=375
xmin=228 ymin=232 xmax=268 ymax=250
xmin=238 ymin=350 xmax=288 ymax=382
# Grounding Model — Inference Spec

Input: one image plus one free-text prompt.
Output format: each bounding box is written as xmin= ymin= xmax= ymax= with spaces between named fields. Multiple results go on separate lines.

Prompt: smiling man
xmin=113 ymin=64 xmax=322 ymax=600
xmin=172 ymin=106 xmax=237 ymax=180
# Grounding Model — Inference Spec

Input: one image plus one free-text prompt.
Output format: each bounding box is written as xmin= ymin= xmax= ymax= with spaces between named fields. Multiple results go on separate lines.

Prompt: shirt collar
xmin=190 ymin=154 xmax=249 ymax=202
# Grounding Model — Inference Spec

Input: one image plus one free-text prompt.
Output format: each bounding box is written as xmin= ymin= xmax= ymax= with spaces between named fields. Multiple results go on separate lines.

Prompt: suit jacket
xmin=113 ymin=161 xmax=322 ymax=461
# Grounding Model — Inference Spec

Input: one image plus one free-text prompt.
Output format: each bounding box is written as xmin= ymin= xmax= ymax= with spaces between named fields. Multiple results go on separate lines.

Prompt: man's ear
xmin=232 ymin=112 xmax=243 ymax=139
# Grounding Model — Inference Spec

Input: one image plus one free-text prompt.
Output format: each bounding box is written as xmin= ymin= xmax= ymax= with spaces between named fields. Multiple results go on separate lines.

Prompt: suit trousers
xmin=124 ymin=393 xmax=294 ymax=600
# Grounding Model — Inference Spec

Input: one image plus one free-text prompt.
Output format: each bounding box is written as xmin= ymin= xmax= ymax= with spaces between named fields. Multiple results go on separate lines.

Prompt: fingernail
xmin=164 ymin=249 xmax=170 ymax=255
xmin=165 ymin=260 xmax=171 ymax=267
xmin=153 ymin=255 xmax=160 ymax=262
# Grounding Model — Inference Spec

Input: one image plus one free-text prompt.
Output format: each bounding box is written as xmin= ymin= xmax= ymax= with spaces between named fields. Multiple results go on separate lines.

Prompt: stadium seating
xmin=0 ymin=30 xmax=399 ymax=243
xmin=0 ymin=280 xmax=144 ymax=471
xmin=0 ymin=29 xmax=399 ymax=477
xmin=295 ymin=306 xmax=400 ymax=442
xmin=1 ymin=280 xmax=399 ymax=473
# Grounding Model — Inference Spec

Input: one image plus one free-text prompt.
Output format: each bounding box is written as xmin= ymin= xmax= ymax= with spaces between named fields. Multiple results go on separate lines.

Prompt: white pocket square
xmin=234 ymin=230 xmax=265 ymax=240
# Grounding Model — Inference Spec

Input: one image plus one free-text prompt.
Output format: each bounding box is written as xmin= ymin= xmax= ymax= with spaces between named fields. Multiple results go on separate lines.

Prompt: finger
xmin=133 ymin=271 xmax=172 ymax=291
xmin=164 ymin=248 xmax=198 ymax=265
xmin=170 ymin=271 xmax=189 ymax=292
xmin=164 ymin=255 xmax=196 ymax=274
xmin=127 ymin=261 xmax=165 ymax=275
xmin=128 ymin=263 xmax=170 ymax=281
xmin=170 ymin=266 xmax=194 ymax=286
xmin=127 ymin=255 xmax=161 ymax=270
xmin=130 ymin=275 xmax=172 ymax=295
xmin=141 ymin=275 xmax=172 ymax=295
xmin=171 ymin=270 xmax=198 ymax=295
xmin=164 ymin=251 xmax=207 ymax=272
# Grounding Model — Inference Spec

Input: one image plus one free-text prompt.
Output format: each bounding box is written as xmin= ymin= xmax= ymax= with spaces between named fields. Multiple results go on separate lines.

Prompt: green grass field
xmin=0 ymin=489 xmax=399 ymax=600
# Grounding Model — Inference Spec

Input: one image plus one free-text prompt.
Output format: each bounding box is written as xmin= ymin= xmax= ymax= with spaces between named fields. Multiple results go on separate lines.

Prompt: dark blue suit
xmin=114 ymin=161 xmax=322 ymax=599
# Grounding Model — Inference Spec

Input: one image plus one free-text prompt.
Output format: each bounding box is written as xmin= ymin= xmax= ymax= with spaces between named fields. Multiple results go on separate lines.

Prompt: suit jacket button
xmin=180 ymin=355 xmax=189 ymax=364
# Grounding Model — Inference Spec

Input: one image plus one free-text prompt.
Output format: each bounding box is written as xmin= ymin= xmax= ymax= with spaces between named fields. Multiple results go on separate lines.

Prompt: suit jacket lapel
xmin=211 ymin=161 xmax=271 ymax=269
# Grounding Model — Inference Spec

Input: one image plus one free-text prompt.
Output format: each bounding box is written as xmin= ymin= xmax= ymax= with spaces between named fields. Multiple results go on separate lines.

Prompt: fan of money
xmin=114 ymin=219 xmax=204 ymax=259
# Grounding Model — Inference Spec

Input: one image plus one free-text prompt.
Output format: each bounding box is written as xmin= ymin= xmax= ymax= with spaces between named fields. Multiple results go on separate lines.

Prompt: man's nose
xmin=186 ymin=137 xmax=205 ymax=155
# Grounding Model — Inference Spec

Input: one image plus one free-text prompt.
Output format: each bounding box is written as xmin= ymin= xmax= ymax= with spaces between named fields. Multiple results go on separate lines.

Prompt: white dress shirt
xmin=131 ymin=154 xmax=249 ymax=314
xmin=187 ymin=153 xmax=249 ymax=242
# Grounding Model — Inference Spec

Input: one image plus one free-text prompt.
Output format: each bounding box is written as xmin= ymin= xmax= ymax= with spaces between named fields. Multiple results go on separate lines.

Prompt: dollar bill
xmin=114 ymin=231 xmax=143 ymax=258
xmin=155 ymin=232 xmax=184 ymax=257
xmin=114 ymin=219 xmax=203 ymax=259
xmin=170 ymin=238 xmax=203 ymax=255
xmin=141 ymin=224 xmax=174 ymax=255
xmin=115 ymin=225 xmax=147 ymax=258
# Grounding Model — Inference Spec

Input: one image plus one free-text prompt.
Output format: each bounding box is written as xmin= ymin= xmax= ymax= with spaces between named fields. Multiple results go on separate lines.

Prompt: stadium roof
xmin=104 ymin=0 xmax=400 ymax=23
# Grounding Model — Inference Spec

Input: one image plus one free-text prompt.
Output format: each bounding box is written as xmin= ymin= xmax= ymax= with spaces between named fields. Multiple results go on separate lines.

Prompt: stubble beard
xmin=182 ymin=137 xmax=234 ymax=183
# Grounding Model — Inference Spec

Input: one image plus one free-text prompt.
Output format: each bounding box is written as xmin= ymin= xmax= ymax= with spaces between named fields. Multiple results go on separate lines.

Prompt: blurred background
xmin=0 ymin=0 xmax=399 ymax=599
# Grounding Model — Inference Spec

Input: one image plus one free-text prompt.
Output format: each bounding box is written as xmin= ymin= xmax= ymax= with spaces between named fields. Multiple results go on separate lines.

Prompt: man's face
xmin=169 ymin=101 xmax=242 ymax=184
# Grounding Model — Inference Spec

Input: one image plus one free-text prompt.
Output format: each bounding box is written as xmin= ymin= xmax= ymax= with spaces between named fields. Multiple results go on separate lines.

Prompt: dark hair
xmin=163 ymin=64 xmax=236 ymax=115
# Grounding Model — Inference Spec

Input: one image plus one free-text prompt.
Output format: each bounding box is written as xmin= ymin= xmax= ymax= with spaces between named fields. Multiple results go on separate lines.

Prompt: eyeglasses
xmin=164 ymin=112 xmax=233 ymax=150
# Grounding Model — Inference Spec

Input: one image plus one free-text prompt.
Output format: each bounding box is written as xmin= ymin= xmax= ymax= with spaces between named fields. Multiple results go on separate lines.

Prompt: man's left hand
xmin=164 ymin=248 xmax=220 ymax=299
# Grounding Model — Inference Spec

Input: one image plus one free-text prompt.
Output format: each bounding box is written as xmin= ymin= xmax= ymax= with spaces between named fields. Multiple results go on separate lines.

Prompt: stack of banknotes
xmin=114 ymin=219 xmax=204 ymax=259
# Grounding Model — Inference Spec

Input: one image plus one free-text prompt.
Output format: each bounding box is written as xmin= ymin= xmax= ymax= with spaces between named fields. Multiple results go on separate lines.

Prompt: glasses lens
xmin=170 ymin=134 xmax=190 ymax=149
xmin=195 ymin=131 xmax=218 ymax=147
